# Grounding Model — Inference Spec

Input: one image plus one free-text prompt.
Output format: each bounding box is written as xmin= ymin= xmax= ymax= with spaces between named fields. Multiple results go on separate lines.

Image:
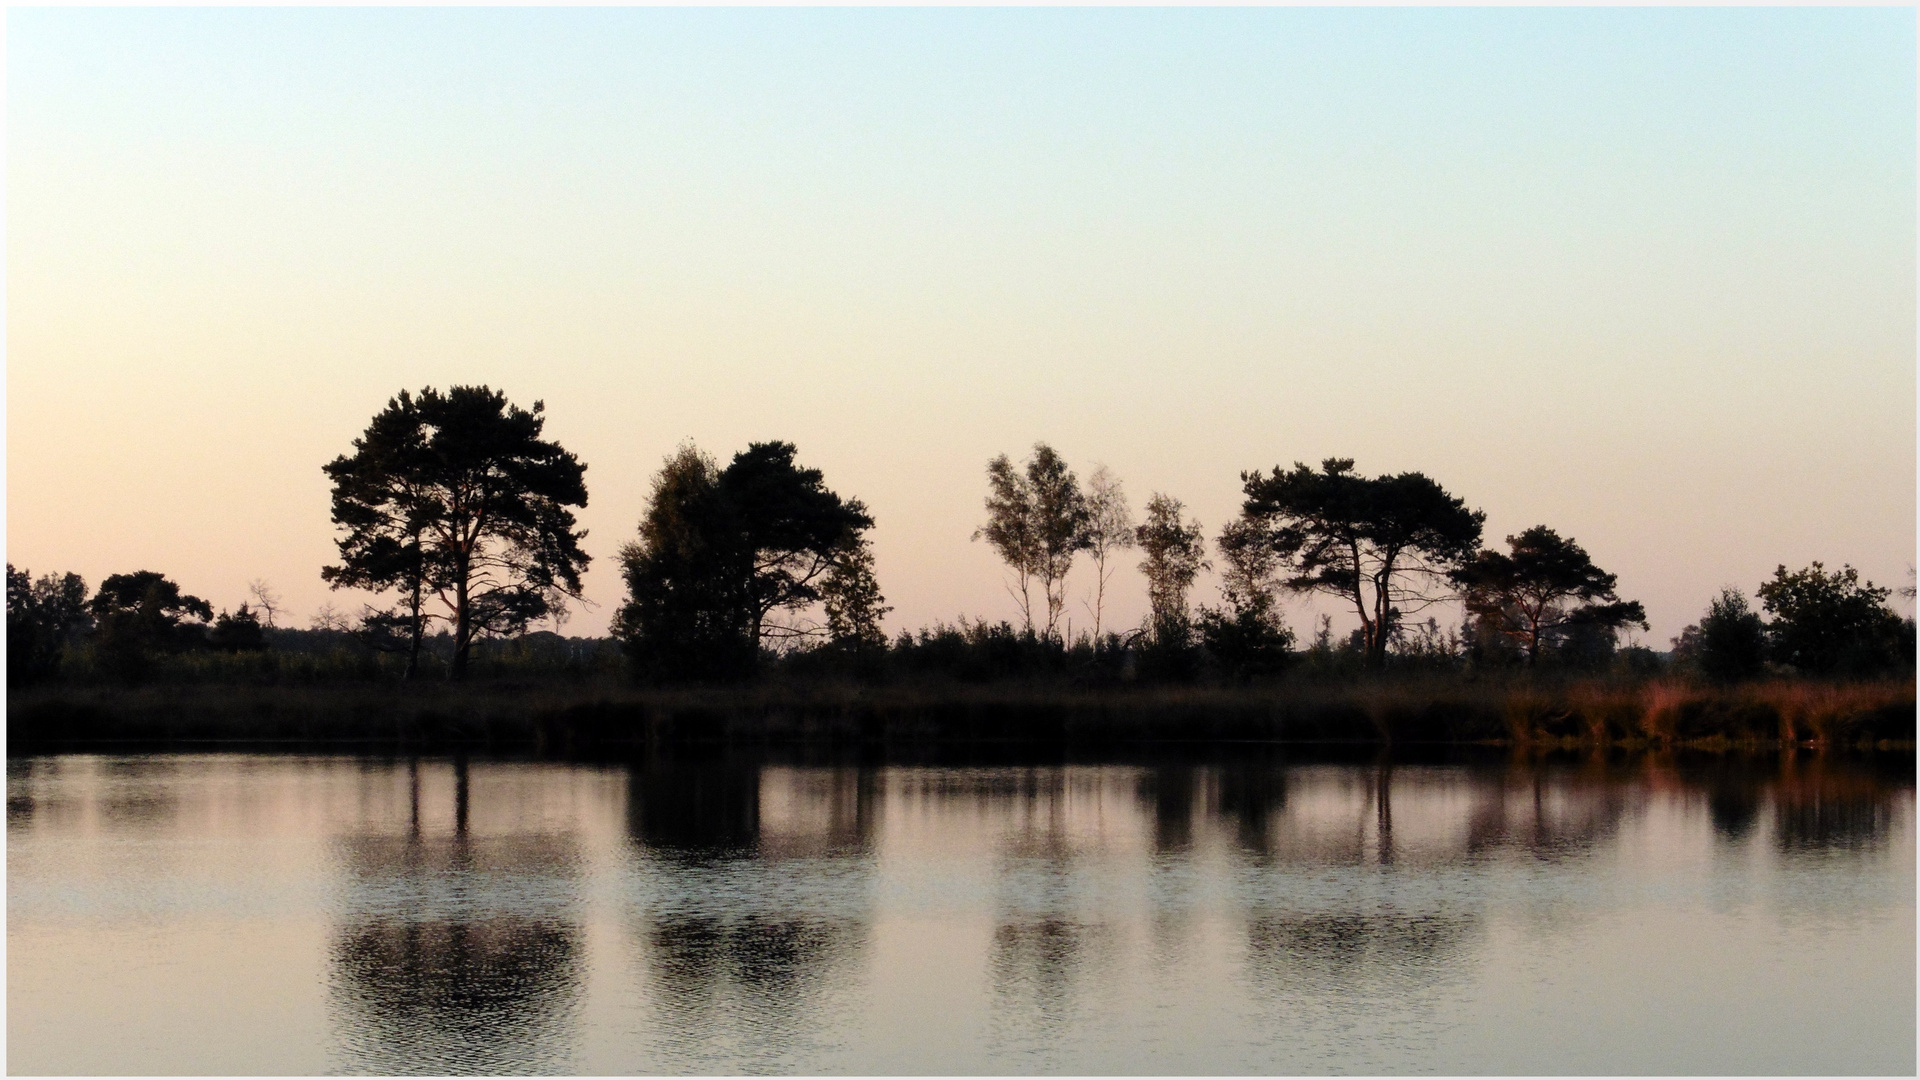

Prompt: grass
xmin=7 ymin=673 xmax=1912 ymax=754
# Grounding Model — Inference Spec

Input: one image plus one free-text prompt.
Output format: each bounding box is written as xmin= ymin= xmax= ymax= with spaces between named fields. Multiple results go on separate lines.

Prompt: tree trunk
xmin=404 ymin=577 xmax=423 ymax=680
xmin=1093 ymin=552 xmax=1108 ymax=639
xmin=450 ymin=551 xmax=471 ymax=680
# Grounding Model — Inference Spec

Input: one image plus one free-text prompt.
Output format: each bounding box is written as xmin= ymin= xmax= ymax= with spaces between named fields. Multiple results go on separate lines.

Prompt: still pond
xmin=7 ymin=752 xmax=1914 ymax=1074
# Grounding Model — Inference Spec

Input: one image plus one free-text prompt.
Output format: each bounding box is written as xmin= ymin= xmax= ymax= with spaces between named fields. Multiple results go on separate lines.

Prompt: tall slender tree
xmin=1080 ymin=465 xmax=1135 ymax=640
xmin=973 ymin=443 xmax=1090 ymax=639
xmin=323 ymin=386 xmax=590 ymax=679
xmin=1135 ymin=493 xmax=1207 ymax=647
xmin=976 ymin=453 xmax=1039 ymax=632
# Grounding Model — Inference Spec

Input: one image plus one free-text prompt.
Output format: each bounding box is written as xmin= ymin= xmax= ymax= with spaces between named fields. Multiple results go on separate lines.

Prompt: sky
xmin=7 ymin=7 xmax=1916 ymax=646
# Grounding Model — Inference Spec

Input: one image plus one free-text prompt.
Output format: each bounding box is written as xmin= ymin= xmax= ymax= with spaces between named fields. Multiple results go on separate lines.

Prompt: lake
xmin=8 ymin=751 xmax=1913 ymax=1074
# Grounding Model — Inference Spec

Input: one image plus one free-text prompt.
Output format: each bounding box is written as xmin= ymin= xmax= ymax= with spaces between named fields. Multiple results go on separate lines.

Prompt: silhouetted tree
xmin=1671 ymin=587 xmax=1768 ymax=682
xmin=615 ymin=441 xmax=872 ymax=681
xmin=324 ymin=386 xmax=590 ymax=679
xmin=1757 ymin=562 xmax=1906 ymax=676
xmin=208 ymin=604 xmax=267 ymax=652
xmin=1241 ymin=458 xmax=1484 ymax=669
xmin=724 ymin=441 xmax=876 ymax=647
xmin=1199 ymin=515 xmax=1294 ymax=677
xmin=88 ymin=570 xmax=214 ymax=681
xmin=1080 ymin=465 xmax=1134 ymax=640
xmin=323 ymin=390 xmax=432 ymax=674
xmin=974 ymin=444 xmax=1089 ymax=639
xmin=245 ymin=579 xmax=283 ymax=628
xmin=976 ymin=454 xmax=1038 ymax=633
xmin=1136 ymin=493 xmax=1207 ymax=649
xmin=820 ymin=535 xmax=891 ymax=654
xmin=1453 ymin=526 xmax=1646 ymax=665
xmin=615 ymin=446 xmax=738 ymax=680
xmin=6 ymin=565 xmax=91 ymax=687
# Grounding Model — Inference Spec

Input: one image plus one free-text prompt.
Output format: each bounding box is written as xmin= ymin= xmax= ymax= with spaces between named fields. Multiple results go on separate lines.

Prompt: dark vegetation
xmin=9 ymin=387 xmax=1913 ymax=753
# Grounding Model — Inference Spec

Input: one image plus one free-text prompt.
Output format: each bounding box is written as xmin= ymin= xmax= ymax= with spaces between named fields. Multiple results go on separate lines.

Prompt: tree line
xmin=8 ymin=385 xmax=1913 ymax=687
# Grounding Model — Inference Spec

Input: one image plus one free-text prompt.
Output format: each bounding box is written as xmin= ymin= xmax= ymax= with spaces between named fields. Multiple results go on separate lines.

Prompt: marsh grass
xmin=8 ymin=672 xmax=1910 ymax=754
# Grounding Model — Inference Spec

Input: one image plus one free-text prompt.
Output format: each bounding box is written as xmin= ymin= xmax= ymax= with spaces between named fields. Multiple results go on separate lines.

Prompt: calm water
xmin=7 ymin=751 xmax=1913 ymax=1075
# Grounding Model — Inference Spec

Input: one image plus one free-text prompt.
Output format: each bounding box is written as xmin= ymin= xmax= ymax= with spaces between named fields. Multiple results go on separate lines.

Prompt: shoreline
xmin=9 ymin=677 xmax=1913 ymax=756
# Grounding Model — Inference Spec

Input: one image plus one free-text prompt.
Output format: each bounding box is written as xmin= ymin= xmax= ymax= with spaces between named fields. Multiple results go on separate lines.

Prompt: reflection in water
xmin=628 ymin=760 xmax=760 ymax=855
xmin=1772 ymin=761 xmax=1901 ymax=852
xmin=331 ymin=916 xmax=580 ymax=1075
xmin=1244 ymin=911 xmax=1478 ymax=997
xmin=1215 ymin=762 xmax=1288 ymax=856
xmin=326 ymin=760 xmax=586 ymax=1075
xmin=6 ymin=751 xmax=1912 ymax=1075
xmin=625 ymin=760 xmax=873 ymax=1071
xmin=1142 ymin=766 xmax=1195 ymax=853
xmin=990 ymin=918 xmax=1114 ymax=1039
xmin=643 ymin=913 xmax=866 ymax=1068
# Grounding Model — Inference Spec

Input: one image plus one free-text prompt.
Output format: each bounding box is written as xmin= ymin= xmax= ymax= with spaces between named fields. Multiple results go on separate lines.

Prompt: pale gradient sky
xmin=7 ymin=7 xmax=1915 ymax=645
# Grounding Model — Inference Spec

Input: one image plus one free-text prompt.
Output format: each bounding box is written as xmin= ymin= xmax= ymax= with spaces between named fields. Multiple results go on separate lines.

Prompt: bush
xmin=1672 ymin=587 xmax=1768 ymax=682
xmin=1757 ymin=564 xmax=1908 ymax=676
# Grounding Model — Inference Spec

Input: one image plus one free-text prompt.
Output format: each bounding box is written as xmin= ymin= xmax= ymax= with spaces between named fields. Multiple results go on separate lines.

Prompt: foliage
xmin=1671 ymin=587 xmax=1768 ymax=682
xmin=1242 ymin=458 xmax=1483 ymax=669
xmin=1080 ymin=465 xmax=1135 ymax=640
xmin=7 ymin=565 xmax=91 ymax=687
xmin=1198 ymin=515 xmax=1292 ymax=678
xmin=1135 ymin=493 xmax=1207 ymax=650
xmin=1756 ymin=563 xmax=1908 ymax=676
xmin=323 ymin=386 xmax=591 ymax=678
xmin=614 ymin=441 xmax=872 ymax=682
xmin=208 ymin=604 xmax=268 ymax=652
xmin=820 ymin=535 xmax=892 ymax=654
xmin=974 ymin=444 xmax=1090 ymax=639
xmin=1453 ymin=526 xmax=1646 ymax=665
xmin=87 ymin=570 xmax=214 ymax=683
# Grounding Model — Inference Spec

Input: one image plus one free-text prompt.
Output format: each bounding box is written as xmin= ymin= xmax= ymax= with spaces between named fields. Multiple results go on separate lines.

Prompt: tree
xmin=613 ymin=445 xmax=745 ymax=681
xmin=1452 ymin=526 xmax=1646 ymax=665
xmin=88 ymin=570 xmax=213 ymax=681
xmin=1756 ymin=562 xmax=1906 ymax=675
xmin=975 ymin=454 xmax=1038 ymax=633
xmin=614 ymin=441 xmax=873 ymax=681
xmin=322 ymin=389 xmax=431 ymax=674
xmin=1135 ymin=493 xmax=1207 ymax=648
xmin=820 ymin=535 xmax=891 ymax=653
xmin=1671 ymin=587 xmax=1767 ymax=682
xmin=723 ymin=441 xmax=876 ymax=648
xmin=1080 ymin=465 xmax=1135 ymax=640
xmin=7 ymin=565 xmax=91 ymax=687
xmin=1241 ymin=458 xmax=1484 ymax=669
xmin=208 ymin=604 xmax=267 ymax=652
xmin=246 ymin=580 xmax=284 ymax=629
xmin=323 ymin=386 xmax=591 ymax=679
xmin=1199 ymin=515 xmax=1294 ymax=677
xmin=973 ymin=443 xmax=1090 ymax=640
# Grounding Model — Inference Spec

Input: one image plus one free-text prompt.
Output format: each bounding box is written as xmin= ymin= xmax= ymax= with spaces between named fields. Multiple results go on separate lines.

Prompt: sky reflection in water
xmin=8 ymin=752 xmax=1914 ymax=1074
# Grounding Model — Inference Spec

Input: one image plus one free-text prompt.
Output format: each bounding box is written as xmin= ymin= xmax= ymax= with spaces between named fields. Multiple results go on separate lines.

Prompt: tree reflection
xmin=331 ymin=915 xmax=581 ymax=1074
xmin=642 ymin=912 xmax=865 ymax=1068
xmin=624 ymin=758 xmax=874 ymax=1070
xmin=1139 ymin=766 xmax=1195 ymax=854
xmin=989 ymin=917 xmax=1112 ymax=1034
xmin=627 ymin=758 xmax=761 ymax=856
xmin=1772 ymin=761 xmax=1900 ymax=851
xmin=328 ymin=759 xmax=585 ymax=1075
xmin=1243 ymin=911 xmax=1477 ymax=997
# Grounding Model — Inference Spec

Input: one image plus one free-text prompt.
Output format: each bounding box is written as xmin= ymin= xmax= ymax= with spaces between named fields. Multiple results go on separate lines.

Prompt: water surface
xmin=8 ymin=752 xmax=1913 ymax=1074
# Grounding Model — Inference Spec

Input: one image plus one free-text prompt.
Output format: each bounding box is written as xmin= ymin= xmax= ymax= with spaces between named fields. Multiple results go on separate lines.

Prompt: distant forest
xmin=9 ymin=385 xmax=1915 ymax=689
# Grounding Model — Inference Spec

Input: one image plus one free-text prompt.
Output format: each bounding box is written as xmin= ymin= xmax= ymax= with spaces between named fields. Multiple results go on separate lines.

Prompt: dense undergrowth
xmin=9 ymin=671 xmax=1912 ymax=755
